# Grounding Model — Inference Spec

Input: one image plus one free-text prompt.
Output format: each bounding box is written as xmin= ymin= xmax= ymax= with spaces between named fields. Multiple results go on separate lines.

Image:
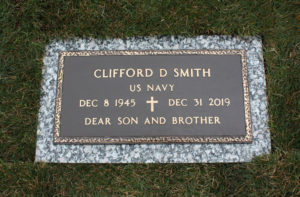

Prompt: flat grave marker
xmin=35 ymin=36 xmax=271 ymax=163
xmin=55 ymin=50 xmax=251 ymax=144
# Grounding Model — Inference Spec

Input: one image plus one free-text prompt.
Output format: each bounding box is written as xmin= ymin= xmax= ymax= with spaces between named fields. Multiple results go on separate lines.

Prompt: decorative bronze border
xmin=54 ymin=50 xmax=252 ymax=144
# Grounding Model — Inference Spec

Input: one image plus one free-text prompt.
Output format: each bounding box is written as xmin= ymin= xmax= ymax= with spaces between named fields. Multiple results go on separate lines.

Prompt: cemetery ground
xmin=0 ymin=0 xmax=299 ymax=196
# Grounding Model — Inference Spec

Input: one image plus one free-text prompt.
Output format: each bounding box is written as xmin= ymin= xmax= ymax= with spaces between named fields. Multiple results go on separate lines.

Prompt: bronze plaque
xmin=54 ymin=50 xmax=252 ymax=144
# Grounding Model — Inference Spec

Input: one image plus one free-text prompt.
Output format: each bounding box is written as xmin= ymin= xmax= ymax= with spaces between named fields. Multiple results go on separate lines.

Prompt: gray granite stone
xmin=35 ymin=35 xmax=271 ymax=163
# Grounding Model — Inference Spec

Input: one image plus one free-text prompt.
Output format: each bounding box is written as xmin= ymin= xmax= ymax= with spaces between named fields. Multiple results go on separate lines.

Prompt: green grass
xmin=0 ymin=0 xmax=299 ymax=196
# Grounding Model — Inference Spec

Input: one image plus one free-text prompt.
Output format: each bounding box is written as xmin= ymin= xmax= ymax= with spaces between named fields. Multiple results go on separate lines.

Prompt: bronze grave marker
xmin=54 ymin=50 xmax=252 ymax=144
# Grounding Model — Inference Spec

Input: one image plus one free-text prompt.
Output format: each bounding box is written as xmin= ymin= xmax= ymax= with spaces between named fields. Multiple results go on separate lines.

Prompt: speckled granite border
xmin=35 ymin=36 xmax=271 ymax=163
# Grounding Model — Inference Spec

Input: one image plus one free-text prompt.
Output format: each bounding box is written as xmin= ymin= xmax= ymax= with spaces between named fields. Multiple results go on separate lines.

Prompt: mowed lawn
xmin=0 ymin=0 xmax=299 ymax=196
